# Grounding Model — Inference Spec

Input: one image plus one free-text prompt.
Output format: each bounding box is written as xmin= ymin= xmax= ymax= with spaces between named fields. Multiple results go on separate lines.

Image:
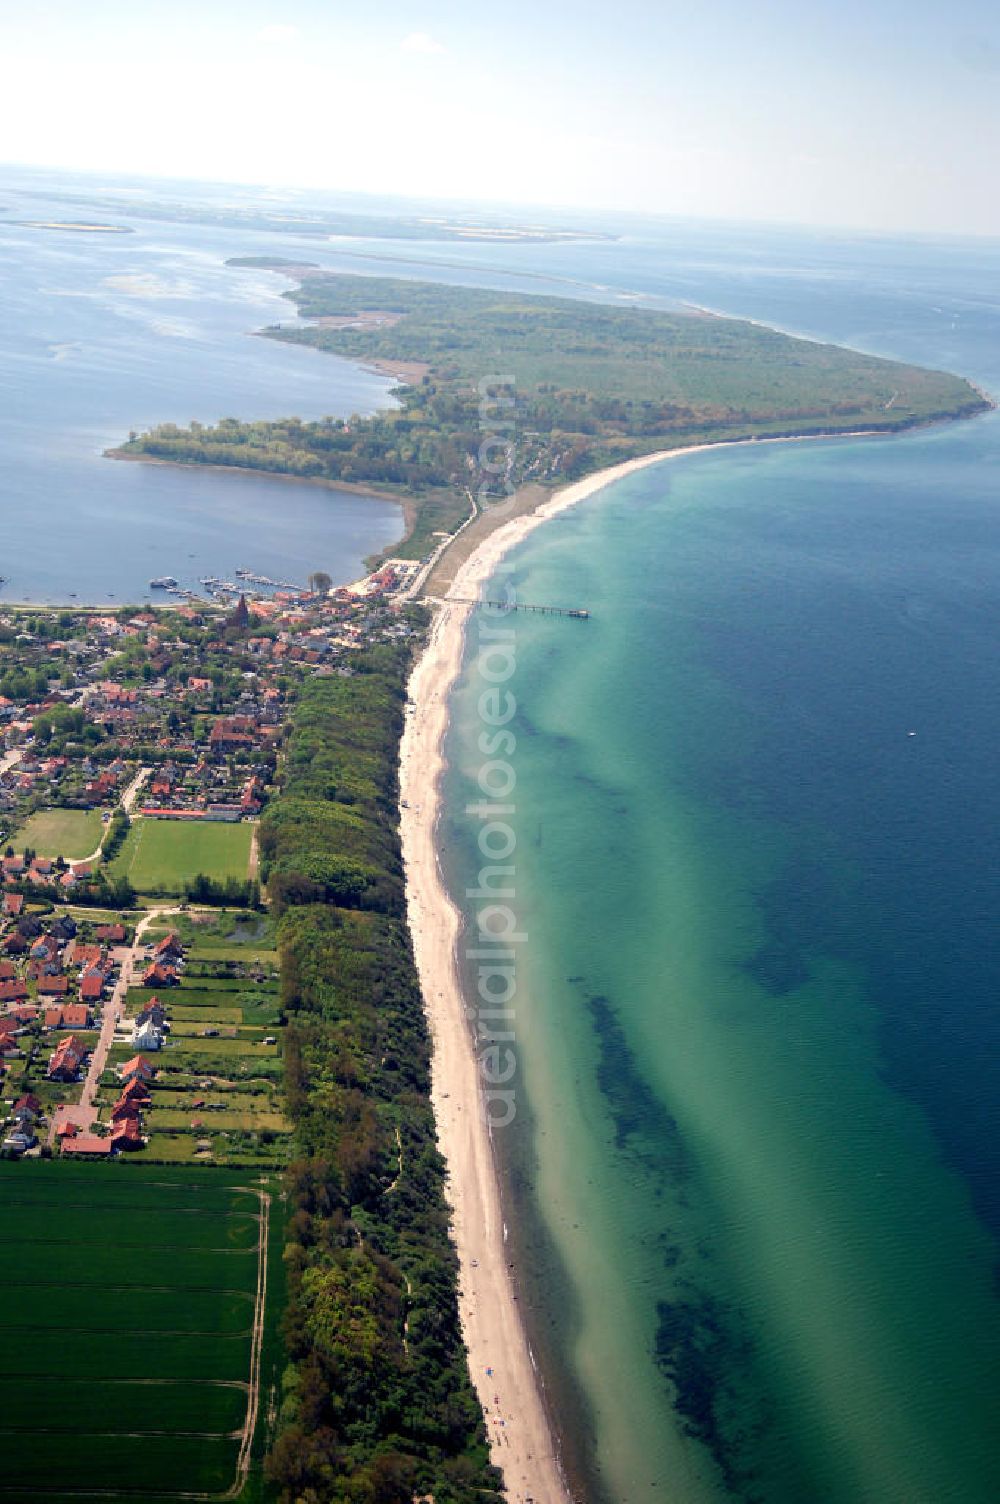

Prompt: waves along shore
xmin=396 ymin=427 xmax=927 ymax=1501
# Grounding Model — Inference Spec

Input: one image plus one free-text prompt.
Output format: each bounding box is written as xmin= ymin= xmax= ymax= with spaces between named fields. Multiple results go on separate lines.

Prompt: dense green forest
xmin=115 ymin=273 xmax=989 ymax=561
xmin=259 ymin=633 xmax=502 ymax=1504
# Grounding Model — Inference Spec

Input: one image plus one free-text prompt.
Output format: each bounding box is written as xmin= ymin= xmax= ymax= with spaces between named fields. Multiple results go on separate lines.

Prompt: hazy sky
xmin=2 ymin=0 xmax=999 ymax=235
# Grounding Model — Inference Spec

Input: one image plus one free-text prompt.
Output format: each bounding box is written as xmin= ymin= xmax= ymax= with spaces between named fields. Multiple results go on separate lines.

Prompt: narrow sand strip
xmin=398 ymin=434 xmax=877 ymax=1502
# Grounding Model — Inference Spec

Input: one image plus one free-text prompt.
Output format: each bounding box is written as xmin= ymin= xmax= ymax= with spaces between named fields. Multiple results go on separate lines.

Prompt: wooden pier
xmin=450 ymin=596 xmax=590 ymax=618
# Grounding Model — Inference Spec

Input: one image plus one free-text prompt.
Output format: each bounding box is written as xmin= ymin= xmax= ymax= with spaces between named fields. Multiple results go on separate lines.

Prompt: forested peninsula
xmin=112 ymin=270 xmax=990 ymax=561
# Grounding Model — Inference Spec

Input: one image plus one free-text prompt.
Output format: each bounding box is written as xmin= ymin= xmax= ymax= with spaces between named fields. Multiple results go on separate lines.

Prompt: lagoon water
xmin=0 ymin=172 xmax=402 ymax=602
xmin=439 ymin=248 xmax=1000 ymax=1500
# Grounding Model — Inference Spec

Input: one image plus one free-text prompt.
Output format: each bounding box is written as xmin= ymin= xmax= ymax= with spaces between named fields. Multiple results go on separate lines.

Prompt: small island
xmin=13 ymin=187 xmax=611 ymax=243
xmin=224 ymin=255 xmax=320 ymax=276
xmin=17 ymin=220 xmax=134 ymax=233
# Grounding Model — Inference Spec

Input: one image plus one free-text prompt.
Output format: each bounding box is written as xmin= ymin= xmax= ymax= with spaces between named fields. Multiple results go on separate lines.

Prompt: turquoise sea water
xmin=443 ymin=285 xmax=1000 ymax=1495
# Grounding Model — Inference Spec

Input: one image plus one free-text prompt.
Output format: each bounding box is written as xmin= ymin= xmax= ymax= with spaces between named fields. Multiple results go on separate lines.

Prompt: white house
xmin=131 ymin=1019 xmax=163 ymax=1052
xmin=2 ymin=1128 xmax=35 ymax=1155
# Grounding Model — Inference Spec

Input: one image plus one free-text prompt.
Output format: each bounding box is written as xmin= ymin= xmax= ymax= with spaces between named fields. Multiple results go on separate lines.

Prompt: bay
xmin=0 ymin=170 xmax=402 ymax=602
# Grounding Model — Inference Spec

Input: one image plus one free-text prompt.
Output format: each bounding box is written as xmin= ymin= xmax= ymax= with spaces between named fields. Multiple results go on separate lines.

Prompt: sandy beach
xmin=398 ymin=430 xmax=889 ymax=1501
xmin=398 ymin=444 xmax=736 ymax=1503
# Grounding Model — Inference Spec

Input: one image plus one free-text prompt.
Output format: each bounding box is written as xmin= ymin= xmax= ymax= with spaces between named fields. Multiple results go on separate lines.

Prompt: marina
xmin=144 ymin=567 xmax=309 ymax=603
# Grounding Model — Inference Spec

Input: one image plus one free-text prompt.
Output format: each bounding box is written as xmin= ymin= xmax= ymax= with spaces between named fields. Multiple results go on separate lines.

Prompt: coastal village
xmin=0 ymin=546 xmax=501 ymax=1504
xmin=0 ymin=562 xmax=419 ymax=849
xmin=0 ymin=564 xmax=423 ymax=1164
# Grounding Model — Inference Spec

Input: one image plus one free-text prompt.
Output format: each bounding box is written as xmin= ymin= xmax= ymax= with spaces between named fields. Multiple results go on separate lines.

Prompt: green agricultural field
xmin=15 ymin=807 xmax=104 ymax=860
xmin=0 ymin=1161 xmax=280 ymax=1502
xmin=3 ymin=1378 xmax=247 ymax=1436
xmin=108 ymin=817 xmax=253 ymax=893
xmin=0 ymin=1435 xmax=239 ymax=1496
xmin=1 ymin=1199 xmax=260 ymax=1251
xmin=17 ymin=1285 xmax=255 ymax=1335
xmin=9 ymin=1326 xmax=252 ymax=1382
xmin=0 ymin=1231 xmax=257 ymax=1290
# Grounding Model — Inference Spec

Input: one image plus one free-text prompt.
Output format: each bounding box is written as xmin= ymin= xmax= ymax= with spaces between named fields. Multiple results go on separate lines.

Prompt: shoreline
xmin=0 ymin=598 xmax=221 ymax=612
xmin=396 ymin=426 xmax=915 ymax=1504
xmin=101 ymin=388 xmax=995 ymax=600
xmin=103 ymin=447 xmax=418 ymax=565
xmin=103 ymin=445 xmax=412 ymax=508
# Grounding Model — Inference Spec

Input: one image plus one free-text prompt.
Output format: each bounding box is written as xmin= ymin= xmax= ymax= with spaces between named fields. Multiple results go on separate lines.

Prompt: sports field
xmin=0 ymin=1161 xmax=277 ymax=1502
xmin=109 ymin=818 xmax=253 ymax=893
xmin=15 ymin=807 xmax=103 ymax=860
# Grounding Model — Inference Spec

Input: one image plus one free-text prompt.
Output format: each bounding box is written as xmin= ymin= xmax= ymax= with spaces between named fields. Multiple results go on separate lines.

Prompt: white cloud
xmin=255 ymin=24 xmax=300 ymax=45
xmin=401 ymin=31 xmax=446 ymax=56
